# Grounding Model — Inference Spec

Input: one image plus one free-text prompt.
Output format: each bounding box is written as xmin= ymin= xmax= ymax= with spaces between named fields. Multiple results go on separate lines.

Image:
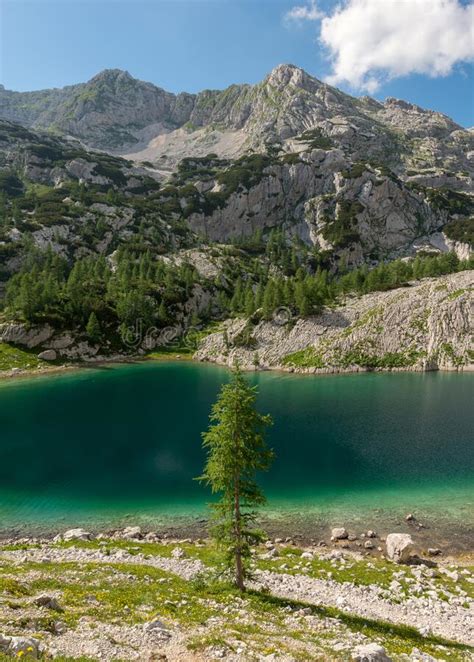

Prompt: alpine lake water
xmin=0 ymin=361 xmax=473 ymax=546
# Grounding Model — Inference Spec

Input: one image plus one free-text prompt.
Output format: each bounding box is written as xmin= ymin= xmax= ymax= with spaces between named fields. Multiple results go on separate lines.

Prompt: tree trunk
xmin=234 ymin=475 xmax=245 ymax=591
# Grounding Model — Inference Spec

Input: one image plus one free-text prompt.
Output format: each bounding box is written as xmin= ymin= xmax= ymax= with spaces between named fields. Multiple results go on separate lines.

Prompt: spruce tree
xmin=244 ymin=286 xmax=255 ymax=317
xmin=86 ymin=312 xmax=101 ymax=343
xmin=262 ymin=280 xmax=275 ymax=319
xmin=198 ymin=366 xmax=274 ymax=590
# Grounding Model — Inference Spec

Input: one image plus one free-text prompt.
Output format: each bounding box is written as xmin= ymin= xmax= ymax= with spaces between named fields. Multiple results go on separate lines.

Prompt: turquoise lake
xmin=0 ymin=363 xmax=473 ymax=538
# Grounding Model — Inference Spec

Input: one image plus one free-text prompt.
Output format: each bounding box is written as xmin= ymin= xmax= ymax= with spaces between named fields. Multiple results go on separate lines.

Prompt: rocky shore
xmin=196 ymin=271 xmax=473 ymax=373
xmin=0 ymin=524 xmax=473 ymax=661
xmin=0 ymin=272 xmax=472 ymax=380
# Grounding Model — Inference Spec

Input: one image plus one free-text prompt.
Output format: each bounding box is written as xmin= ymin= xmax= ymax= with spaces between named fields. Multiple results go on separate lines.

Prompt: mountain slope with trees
xmin=0 ymin=65 xmax=472 ymax=370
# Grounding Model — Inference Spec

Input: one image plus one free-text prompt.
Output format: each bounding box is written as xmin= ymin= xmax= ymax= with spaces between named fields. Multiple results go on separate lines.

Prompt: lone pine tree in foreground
xmin=198 ymin=365 xmax=274 ymax=591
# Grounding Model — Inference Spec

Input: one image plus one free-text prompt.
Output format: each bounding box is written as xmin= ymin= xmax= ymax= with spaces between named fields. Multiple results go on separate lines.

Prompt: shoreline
xmin=2 ymin=504 xmax=473 ymax=556
xmin=0 ymin=350 xmax=473 ymax=384
xmin=0 ymin=351 xmax=195 ymax=383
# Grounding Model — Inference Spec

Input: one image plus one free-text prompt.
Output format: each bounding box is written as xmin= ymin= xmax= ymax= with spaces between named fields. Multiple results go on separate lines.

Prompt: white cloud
xmin=284 ymin=0 xmax=324 ymax=24
xmin=284 ymin=0 xmax=474 ymax=92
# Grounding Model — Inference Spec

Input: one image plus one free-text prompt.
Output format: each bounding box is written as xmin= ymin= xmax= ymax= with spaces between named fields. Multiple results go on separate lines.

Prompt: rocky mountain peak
xmin=86 ymin=68 xmax=148 ymax=93
xmin=89 ymin=68 xmax=132 ymax=82
xmin=265 ymin=63 xmax=322 ymax=92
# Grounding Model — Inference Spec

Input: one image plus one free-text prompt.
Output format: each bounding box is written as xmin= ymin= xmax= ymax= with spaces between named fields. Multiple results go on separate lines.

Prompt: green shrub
xmin=295 ymin=128 xmax=333 ymax=150
xmin=0 ymin=171 xmax=24 ymax=197
xmin=341 ymin=163 xmax=366 ymax=179
xmin=322 ymin=200 xmax=363 ymax=248
xmin=443 ymin=217 xmax=474 ymax=247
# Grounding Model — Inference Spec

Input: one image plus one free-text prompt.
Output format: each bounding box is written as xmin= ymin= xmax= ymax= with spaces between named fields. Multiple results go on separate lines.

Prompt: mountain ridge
xmin=0 ymin=64 xmax=463 ymax=124
xmin=1 ymin=64 xmax=469 ymax=174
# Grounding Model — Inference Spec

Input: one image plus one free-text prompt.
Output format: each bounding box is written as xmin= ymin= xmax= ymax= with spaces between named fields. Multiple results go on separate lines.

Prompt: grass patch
xmin=445 ymin=287 xmax=473 ymax=301
xmin=0 ymin=343 xmax=45 ymax=372
xmin=282 ymin=347 xmax=325 ymax=369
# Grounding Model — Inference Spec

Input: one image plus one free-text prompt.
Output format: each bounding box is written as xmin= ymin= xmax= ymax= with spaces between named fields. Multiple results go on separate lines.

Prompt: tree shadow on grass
xmin=246 ymin=588 xmax=472 ymax=654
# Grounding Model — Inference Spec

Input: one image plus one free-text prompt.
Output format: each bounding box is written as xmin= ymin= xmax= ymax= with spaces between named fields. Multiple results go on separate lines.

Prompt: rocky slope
xmin=181 ymin=150 xmax=473 ymax=266
xmin=0 ymin=529 xmax=473 ymax=661
xmin=195 ymin=271 xmax=474 ymax=372
xmin=0 ymin=118 xmax=472 ymax=277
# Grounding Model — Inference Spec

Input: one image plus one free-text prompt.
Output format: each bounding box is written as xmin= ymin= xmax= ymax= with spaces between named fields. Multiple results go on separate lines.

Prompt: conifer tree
xmin=198 ymin=366 xmax=274 ymax=590
xmin=244 ymin=286 xmax=255 ymax=317
xmin=262 ymin=280 xmax=275 ymax=319
xmin=86 ymin=312 xmax=101 ymax=343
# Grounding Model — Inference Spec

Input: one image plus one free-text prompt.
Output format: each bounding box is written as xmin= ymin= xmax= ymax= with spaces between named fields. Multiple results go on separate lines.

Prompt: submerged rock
xmin=331 ymin=527 xmax=348 ymax=540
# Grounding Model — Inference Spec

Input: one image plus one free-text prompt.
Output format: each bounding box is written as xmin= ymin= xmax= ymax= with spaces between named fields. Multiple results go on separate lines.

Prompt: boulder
xmin=143 ymin=618 xmax=172 ymax=641
xmin=0 ymin=322 xmax=54 ymax=348
xmin=352 ymin=643 xmax=392 ymax=661
xmin=386 ymin=533 xmax=414 ymax=563
xmin=144 ymin=532 xmax=159 ymax=542
xmin=331 ymin=527 xmax=348 ymax=540
xmin=261 ymin=547 xmax=279 ymax=559
xmin=62 ymin=528 xmax=93 ymax=542
xmin=34 ymin=595 xmax=63 ymax=611
xmin=121 ymin=526 xmax=142 ymax=540
xmin=38 ymin=349 xmax=57 ymax=361
xmin=143 ymin=618 xmax=168 ymax=632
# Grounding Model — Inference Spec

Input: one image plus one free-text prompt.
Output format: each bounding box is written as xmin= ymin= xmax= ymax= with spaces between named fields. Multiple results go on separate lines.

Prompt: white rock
xmin=386 ymin=533 xmax=414 ymax=563
xmin=144 ymin=532 xmax=159 ymax=542
xmin=38 ymin=349 xmax=57 ymax=361
xmin=121 ymin=526 xmax=142 ymax=539
xmin=418 ymin=625 xmax=432 ymax=637
xmin=352 ymin=643 xmax=392 ymax=661
xmin=62 ymin=528 xmax=93 ymax=542
xmin=267 ymin=547 xmax=279 ymax=558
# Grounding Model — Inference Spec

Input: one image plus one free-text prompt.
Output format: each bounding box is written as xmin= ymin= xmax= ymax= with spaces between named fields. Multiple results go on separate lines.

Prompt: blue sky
xmin=1 ymin=0 xmax=473 ymax=126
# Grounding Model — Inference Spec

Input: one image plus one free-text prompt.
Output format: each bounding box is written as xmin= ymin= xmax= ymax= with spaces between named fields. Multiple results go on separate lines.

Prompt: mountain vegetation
xmin=0 ymin=65 xmax=472 ymax=367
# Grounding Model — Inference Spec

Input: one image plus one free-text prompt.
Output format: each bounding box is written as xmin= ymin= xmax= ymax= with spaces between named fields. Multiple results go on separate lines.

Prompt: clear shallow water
xmin=0 ymin=363 xmax=473 ymax=534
